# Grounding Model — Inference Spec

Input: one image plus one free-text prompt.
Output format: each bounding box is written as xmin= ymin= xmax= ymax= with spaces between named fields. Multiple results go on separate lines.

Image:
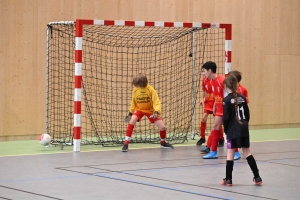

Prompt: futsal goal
xmin=46 ymin=19 xmax=231 ymax=151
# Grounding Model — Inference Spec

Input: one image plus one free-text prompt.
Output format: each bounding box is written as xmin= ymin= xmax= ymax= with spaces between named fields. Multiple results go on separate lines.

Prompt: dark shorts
xmin=226 ymin=136 xmax=250 ymax=149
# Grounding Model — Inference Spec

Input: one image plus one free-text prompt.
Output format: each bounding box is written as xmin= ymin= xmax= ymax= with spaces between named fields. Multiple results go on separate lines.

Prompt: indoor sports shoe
xmin=121 ymin=144 xmax=128 ymax=152
xmin=203 ymin=151 xmax=218 ymax=159
xmin=161 ymin=143 xmax=174 ymax=149
xmin=200 ymin=146 xmax=210 ymax=154
xmin=221 ymin=178 xmax=232 ymax=186
xmin=196 ymin=138 xmax=206 ymax=146
xmin=253 ymin=176 xmax=262 ymax=185
xmin=218 ymin=139 xmax=224 ymax=147
xmin=234 ymin=152 xmax=241 ymax=160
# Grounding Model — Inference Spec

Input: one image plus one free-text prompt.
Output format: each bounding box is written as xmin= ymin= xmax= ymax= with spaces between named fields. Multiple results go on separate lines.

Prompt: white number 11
xmin=238 ymin=106 xmax=246 ymax=120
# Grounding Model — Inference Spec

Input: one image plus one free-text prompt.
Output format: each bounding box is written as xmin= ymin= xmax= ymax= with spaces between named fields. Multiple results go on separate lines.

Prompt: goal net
xmin=46 ymin=20 xmax=231 ymax=151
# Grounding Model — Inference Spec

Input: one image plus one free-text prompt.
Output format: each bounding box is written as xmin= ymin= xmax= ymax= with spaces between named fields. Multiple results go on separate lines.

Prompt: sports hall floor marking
xmin=55 ymin=159 xmax=279 ymax=200
xmin=95 ymin=173 xmax=233 ymax=200
xmin=1 ymin=154 xmax=286 ymax=200
xmin=0 ymin=184 xmax=63 ymax=200
xmin=0 ymin=138 xmax=299 ymax=158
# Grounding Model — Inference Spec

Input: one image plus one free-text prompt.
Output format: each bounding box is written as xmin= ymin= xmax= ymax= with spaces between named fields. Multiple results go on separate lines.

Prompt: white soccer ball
xmin=39 ymin=133 xmax=51 ymax=146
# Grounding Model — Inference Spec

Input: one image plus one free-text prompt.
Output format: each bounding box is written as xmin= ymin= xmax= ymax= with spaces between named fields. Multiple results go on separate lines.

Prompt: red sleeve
xmin=238 ymin=84 xmax=249 ymax=103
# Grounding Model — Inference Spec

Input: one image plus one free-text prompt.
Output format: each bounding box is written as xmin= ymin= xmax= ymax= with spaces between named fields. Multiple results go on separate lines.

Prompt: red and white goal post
xmin=46 ymin=19 xmax=231 ymax=152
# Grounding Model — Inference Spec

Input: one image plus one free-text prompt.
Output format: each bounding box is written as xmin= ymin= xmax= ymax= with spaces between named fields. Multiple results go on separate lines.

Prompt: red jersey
xmin=202 ymin=77 xmax=214 ymax=112
xmin=210 ymin=75 xmax=225 ymax=116
xmin=237 ymin=84 xmax=249 ymax=103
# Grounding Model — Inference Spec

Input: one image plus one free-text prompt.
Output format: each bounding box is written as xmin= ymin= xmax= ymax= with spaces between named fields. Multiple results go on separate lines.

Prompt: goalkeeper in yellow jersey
xmin=122 ymin=73 xmax=174 ymax=152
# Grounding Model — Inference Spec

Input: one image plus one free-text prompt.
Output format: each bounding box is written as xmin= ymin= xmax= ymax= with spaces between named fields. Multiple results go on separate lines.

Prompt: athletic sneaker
xmin=121 ymin=144 xmax=128 ymax=152
xmin=196 ymin=138 xmax=206 ymax=146
xmin=218 ymin=139 xmax=224 ymax=147
xmin=200 ymin=146 xmax=210 ymax=154
xmin=203 ymin=151 xmax=218 ymax=159
xmin=221 ymin=178 xmax=232 ymax=186
xmin=253 ymin=176 xmax=262 ymax=185
xmin=161 ymin=143 xmax=174 ymax=149
xmin=234 ymin=152 xmax=241 ymax=160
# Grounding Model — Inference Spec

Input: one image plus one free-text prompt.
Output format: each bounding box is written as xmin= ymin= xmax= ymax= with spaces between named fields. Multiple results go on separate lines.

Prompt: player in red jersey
xmin=228 ymin=70 xmax=249 ymax=160
xmin=198 ymin=78 xmax=225 ymax=153
xmin=201 ymin=61 xmax=225 ymax=159
xmin=196 ymin=77 xmax=214 ymax=146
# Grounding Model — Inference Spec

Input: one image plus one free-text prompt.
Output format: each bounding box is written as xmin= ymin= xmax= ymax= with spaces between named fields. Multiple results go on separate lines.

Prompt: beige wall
xmin=0 ymin=0 xmax=299 ymax=140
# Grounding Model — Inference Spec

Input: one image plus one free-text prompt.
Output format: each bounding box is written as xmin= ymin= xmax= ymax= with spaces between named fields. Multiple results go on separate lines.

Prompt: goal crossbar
xmin=46 ymin=19 xmax=232 ymax=152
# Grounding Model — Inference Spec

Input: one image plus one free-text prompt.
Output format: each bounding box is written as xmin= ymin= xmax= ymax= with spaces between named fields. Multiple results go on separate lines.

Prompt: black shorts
xmin=226 ymin=136 xmax=250 ymax=149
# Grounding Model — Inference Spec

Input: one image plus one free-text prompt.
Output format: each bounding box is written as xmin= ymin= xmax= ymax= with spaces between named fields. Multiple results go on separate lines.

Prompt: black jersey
xmin=222 ymin=93 xmax=250 ymax=139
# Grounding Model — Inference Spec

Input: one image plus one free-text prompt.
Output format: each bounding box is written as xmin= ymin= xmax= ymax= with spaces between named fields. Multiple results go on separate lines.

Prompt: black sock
xmin=246 ymin=155 xmax=260 ymax=178
xmin=226 ymin=160 xmax=234 ymax=180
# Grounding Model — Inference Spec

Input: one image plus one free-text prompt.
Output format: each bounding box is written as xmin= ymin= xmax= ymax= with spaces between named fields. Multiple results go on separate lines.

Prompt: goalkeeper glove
xmin=150 ymin=111 xmax=158 ymax=119
xmin=124 ymin=112 xmax=132 ymax=123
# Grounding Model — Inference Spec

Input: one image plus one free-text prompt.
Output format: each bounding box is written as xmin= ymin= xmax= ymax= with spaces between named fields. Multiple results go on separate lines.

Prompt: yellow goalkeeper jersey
xmin=129 ymin=84 xmax=161 ymax=115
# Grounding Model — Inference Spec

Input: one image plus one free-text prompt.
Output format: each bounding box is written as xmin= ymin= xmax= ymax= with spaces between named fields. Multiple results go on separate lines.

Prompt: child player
xmin=228 ymin=70 xmax=249 ymax=160
xmin=201 ymin=61 xmax=225 ymax=159
xmin=198 ymin=75 xmax=224 ymax=154
xmin=196 ymin=76 xmax=214 ymax=146
xmin=122 ymin=73 xmax=174 ymax=152
xmin=222 ymin=74 xmax=262 ymax=186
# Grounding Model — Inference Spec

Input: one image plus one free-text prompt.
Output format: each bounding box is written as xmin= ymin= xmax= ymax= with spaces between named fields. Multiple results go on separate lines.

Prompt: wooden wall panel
xmin=0 ymin=0 xmax=299 ymax=140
